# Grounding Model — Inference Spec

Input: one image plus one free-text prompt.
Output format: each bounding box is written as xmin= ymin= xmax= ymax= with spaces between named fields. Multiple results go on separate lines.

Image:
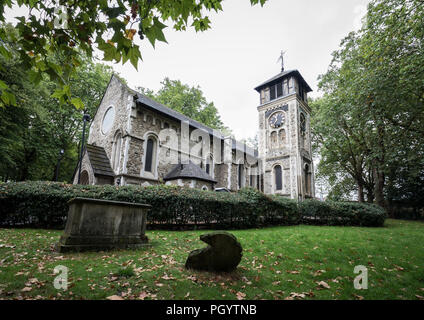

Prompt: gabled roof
xmin=254 ymin=69 xmax=312 ymax=93
xmin=135 ymin=92 xmax=259 ymax=159
xmin=164 ymin=161 xmax=216 ymax=183
xmin=85 ymin=144 xmax=114 ymax=177
xmin=136 ymin=93 xmax=225 ymax=140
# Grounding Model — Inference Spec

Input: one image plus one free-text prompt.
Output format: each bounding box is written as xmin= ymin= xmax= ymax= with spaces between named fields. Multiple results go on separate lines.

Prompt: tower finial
xmin=277 ymin=50 xmax=286 ymax=72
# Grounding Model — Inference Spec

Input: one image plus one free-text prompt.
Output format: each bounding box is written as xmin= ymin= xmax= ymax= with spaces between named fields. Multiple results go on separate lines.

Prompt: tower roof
xmin=254 ymin=69 xmax=312 ymax=93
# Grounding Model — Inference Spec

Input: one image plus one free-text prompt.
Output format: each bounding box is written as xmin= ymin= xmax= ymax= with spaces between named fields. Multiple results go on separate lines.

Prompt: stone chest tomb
xmin=56 ymin=198 xmax=150 ymax=252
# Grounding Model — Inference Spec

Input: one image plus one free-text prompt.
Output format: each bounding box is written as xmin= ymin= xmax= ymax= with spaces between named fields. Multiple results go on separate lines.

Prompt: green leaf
xmin=0 ymin=46 xmax=12 ymax=60
xmin=1 ymin=90 xmax=16 ymax=106
xmin=28 ymin=69 xmax=43 ymax=84
xmin=71 ymin=97 xmax=84 ymax=110
xmin=105 ymin=6 xmax=125 ymax=19
xmin=127 ymin=46 xmax=142 ymax=70
xmin=0 ymin=79 xmax=8 ymax=90
xmin=145 ymin=17 xmax=168 ymax=48
xmin=99 ymin=41 xmax=118 ymax=62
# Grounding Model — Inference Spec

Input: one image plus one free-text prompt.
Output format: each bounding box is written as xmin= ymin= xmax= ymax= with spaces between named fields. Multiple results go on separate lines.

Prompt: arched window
xmin=111 ymin=131 xmax=122 ymax=172
xmin=102 ymin=106 xmax=115 ymax=134
xmin=238 ymin=163 xmax=245 ymax=189
xmin=144 ymin=136 xmax=158 ymax=174
xmin=304 ymin=164 xmax=311 ymax=195
xmin=205 ymin=154 xmax=214 ymax=178
xmin=270 ymin=131 xmax=278 ymax=149
xmin=80 ymin=170 xmax=90 ymax=185
xmin=250 ymin=171 xmax=257 ymax=188
xmin=274 ymin=165 xmax=282 ymax=191
xmin=300 ymin=113 xmax=306 ymax=135
xmin=279 ymin=129 xmax=286 ymax=148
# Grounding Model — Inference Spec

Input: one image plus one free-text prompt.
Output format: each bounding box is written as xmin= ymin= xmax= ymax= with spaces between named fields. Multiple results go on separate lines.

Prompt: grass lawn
xmin=0 ymin=219 xmax=423 ymax=300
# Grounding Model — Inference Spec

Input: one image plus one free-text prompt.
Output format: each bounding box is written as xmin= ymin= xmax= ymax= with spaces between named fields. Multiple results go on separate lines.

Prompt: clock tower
xmin=255 ymin=67 xmax=315 ymax=200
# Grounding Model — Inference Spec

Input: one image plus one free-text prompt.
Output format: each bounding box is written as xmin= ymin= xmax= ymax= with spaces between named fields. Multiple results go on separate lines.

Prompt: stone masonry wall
xmin=85 ymin=75 xmax=260 ymax=192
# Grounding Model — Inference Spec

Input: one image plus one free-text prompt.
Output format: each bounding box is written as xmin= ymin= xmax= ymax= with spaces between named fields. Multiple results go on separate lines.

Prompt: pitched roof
xmin=135 ymin=92 xmax=259 ymax=159
xmin=136 ymin=93 xmax=225 ymax=140
xmin=86 ymin=144 xmax=114 ymax=177
xmin=164 ymin=161 xmax=216 ymax=183
xmin=254 ymin=69 xmax=312 ymax=93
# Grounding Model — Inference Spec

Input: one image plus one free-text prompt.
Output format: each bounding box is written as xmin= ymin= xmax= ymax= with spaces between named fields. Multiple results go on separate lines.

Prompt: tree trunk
xmin=366 ymin=190 xmax=375 ymax=203
xmin=365 ymin=183 xmax=375 ymax=203
xmin=373 ymin=166 xmax=386 ymax=208
xmin=357 ymin=182 xmax=365 ymax=202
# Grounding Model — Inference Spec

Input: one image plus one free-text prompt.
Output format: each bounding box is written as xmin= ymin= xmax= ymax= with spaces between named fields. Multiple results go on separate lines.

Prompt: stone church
xmin=73 ymin=65 xmax=315 ymax=200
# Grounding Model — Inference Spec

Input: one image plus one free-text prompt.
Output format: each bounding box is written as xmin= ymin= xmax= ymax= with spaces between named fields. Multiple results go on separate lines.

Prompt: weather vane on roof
xmin=277 ymin=50 xmax=286 ymax=72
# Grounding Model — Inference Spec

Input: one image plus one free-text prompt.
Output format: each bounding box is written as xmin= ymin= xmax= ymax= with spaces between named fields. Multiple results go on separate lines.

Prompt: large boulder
xmin=185 ymin=231 xmax=243 ymax=272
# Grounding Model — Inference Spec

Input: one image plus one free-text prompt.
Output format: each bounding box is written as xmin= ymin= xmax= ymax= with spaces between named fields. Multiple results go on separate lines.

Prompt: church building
xmin=73 ymin=63 xmax=315 ymax=200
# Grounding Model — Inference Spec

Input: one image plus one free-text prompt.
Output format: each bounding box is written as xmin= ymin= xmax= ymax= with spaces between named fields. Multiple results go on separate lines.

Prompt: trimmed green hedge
xmin=299 ymin=199 xmax=387 ymax=227
xmin=0 ymin=182 xmax=386 ymax=229
xmin=0 ymin=182 xmax=299 ymax=229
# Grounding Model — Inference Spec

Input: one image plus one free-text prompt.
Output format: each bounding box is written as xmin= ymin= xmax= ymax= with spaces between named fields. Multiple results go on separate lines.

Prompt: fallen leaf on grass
xmin=305 ymin=290 xmax=315 ymax=298
xmin=139 ymin=292 xmax=149 ymax=300
xmin=287 ymin=292 xmax=306 ymax=300
xmin=21 ymin=287 xmax=32 ymax=292
xmin=317 ymin=281 xmax=331 ymax=289
xmin=236 ymin=292 xmax=246 ymax=300
xmin=313 ymin=270 xmax=326 ymax=277
xmin=161 ymin=274 xmax=175 ymax=280
xmin=416 ymin=295 xmax=424 ymax=300
xmin=286 ymin=270 xmax=300 ymax=274
xmin=107 ymin=295 xmax=124 ymax=300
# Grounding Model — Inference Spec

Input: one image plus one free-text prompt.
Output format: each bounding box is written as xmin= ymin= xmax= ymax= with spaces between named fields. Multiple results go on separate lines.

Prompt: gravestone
xmin=56 ymin=198 xmax=150 ymax=252
xmin=185 ymin=231 xmax=243 ymax=272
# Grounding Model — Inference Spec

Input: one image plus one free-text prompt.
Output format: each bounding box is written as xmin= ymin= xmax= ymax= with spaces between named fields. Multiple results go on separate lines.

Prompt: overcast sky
xmin=109 ymin=0 xmax=370 ymax=140
xmin=6 ymin=0 xmax=370 ymax=141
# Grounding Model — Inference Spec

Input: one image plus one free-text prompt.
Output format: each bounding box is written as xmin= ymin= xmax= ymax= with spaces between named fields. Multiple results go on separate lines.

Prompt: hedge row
xmin=299 ymin=199 xmax=387 ymax=227
xmin=0 ymin=182 xmax=299 ymax=229
xmin=0 ymin=182 xmax=386 ymax=229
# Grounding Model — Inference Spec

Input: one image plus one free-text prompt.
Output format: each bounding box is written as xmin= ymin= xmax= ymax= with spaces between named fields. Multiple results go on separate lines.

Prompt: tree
xmin=138 ymin=77 xmax=231 ymax=133
xmin=0 ymin=0 xmax=268 ymax=108
xmin=43 ymin=56 xmax=113 ymax=181
xmin=0 ymin=24 xmax=113 ymax=182
xmin=311 ymin=93 xmax=375 ymax=203
xmin=313 ymin=0 xmax=424 ymax=208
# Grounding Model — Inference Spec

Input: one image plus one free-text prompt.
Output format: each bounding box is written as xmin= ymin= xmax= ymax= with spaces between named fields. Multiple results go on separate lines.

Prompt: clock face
xmin=269 ymin=112 xmax=285 ymax=129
